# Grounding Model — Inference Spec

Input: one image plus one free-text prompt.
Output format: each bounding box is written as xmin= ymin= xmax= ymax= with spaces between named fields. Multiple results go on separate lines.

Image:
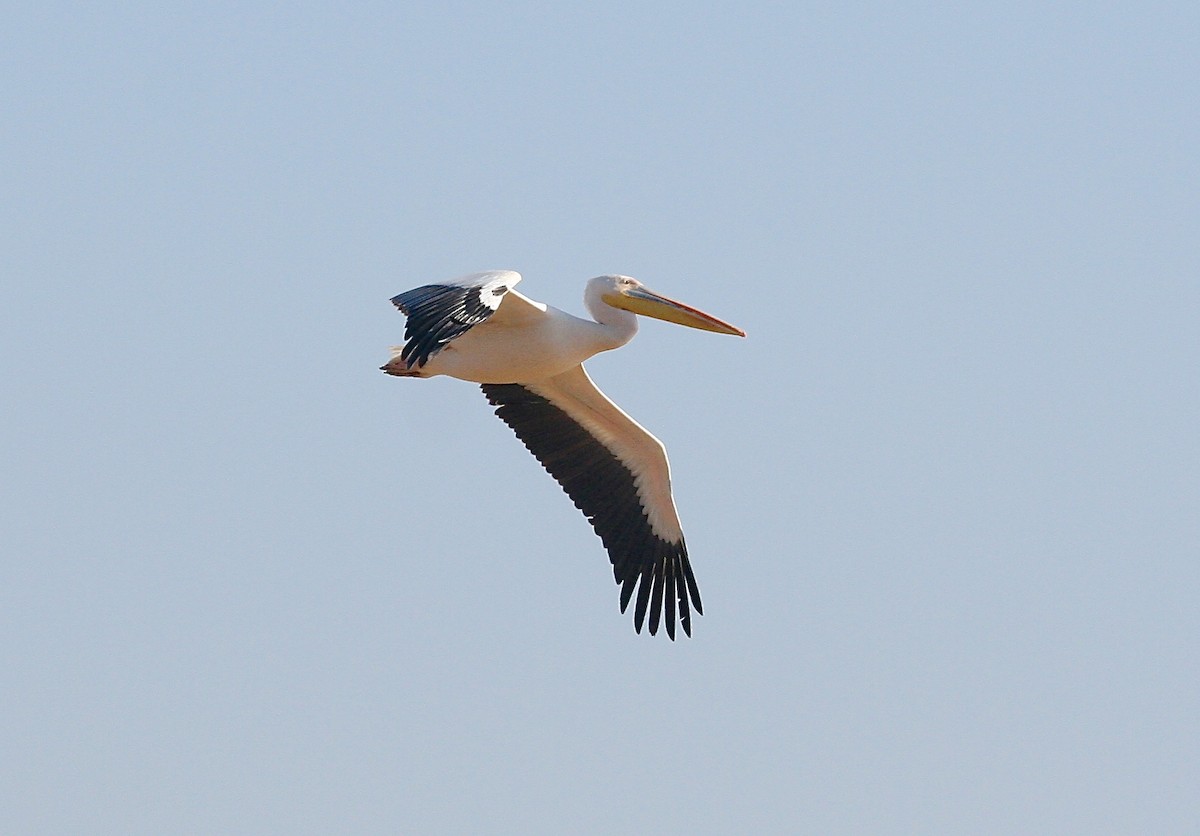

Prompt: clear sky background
xmin=3 ymin=3 xmax=1197 ymax=833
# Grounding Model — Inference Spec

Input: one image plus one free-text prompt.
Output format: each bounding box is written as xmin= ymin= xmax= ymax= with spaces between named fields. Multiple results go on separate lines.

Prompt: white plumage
xmin=382 ymin=270 xmax=744 ymax=638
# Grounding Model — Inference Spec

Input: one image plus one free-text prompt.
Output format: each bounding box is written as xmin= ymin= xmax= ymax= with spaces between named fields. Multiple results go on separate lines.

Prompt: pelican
xmin=381 ymin=270 xmax=745 ymax=639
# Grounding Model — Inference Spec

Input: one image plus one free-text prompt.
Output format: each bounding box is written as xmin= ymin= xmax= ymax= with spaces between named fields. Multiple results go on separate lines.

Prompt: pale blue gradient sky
xmin=3 ymin=3 xmax=1197 ymax=833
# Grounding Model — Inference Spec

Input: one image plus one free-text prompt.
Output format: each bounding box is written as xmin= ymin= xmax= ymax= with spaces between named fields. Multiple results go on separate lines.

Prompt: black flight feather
xmin=390 ymin=283 xmax=502 ymax=369
xmin=481 ymin=382 xmax=701 ymax=638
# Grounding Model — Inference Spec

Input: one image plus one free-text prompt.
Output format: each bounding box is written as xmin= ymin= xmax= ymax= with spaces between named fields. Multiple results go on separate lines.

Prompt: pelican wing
xmin=390 ymin=270 xmax=522 ymax=369
xmin=482 ymin=365 xmax=702 ymax=639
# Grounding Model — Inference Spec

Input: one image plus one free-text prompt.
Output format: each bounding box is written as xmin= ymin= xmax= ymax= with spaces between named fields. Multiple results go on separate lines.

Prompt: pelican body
xmin=382 ymin=271 xmax=744 ymax=639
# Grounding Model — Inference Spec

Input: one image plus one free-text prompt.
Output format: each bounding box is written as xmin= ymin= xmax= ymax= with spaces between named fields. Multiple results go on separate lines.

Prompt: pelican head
xmin=591 ymin=275 xmax=746 ymax=337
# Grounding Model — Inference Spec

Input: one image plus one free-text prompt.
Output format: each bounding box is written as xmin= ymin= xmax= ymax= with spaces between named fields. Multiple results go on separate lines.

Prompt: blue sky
xmin=3 ymin=3 xmax=1197 ymax=832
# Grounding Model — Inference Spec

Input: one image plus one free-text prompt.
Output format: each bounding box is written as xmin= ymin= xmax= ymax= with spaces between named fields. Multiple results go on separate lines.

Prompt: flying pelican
xmin=381 ymin=270 xmax=745 ymax=639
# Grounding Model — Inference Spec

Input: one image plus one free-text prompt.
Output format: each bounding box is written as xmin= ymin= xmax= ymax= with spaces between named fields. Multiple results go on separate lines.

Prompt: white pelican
xmin=381 ymin=270 xmax=745 ymax=639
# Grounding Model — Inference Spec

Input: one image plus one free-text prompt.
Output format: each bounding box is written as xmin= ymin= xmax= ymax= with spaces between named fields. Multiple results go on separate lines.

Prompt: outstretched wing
xmin=390 ymin=270 xmax=521 ymax=369
xmin=482 ymin=365 xmax=703 ymax=640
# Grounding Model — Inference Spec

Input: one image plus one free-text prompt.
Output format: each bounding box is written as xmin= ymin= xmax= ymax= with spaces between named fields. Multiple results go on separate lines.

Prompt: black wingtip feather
xmin=682 ymin=553 xmax=703 ymax=616
xmin=619 ymin=574 xmax=637 ymax=613
xmin=648 ymin=560 xmax=665 ymax=636
xmin=633 ymin=565 xmax=654 ymax=634
xmin=665 ymin=562 xmax=677 ymax=641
